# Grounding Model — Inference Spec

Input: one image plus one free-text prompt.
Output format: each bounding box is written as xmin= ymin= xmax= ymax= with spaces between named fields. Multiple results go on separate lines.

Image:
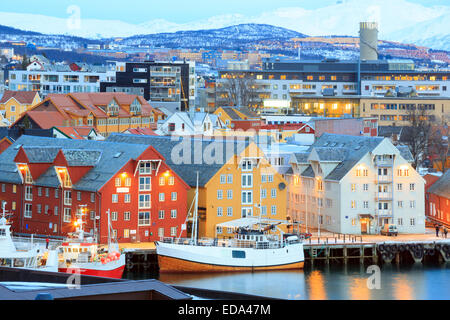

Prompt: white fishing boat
xmin=0 ymin=203 xmax=58 ymax=272
xmin=156 ymin=173 xmax=304 ymax=272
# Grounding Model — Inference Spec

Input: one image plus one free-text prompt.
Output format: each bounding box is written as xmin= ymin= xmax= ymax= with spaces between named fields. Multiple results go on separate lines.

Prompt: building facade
xmin=0 ymin=90 xmax=41 ymax=124
xmin=11 ymin=92 xmax=164 ymax=137
xmin=100 ymin=60 xmax=196 ymax=113
xmin=0 ymin=135 xmax=189 ymax=243
xmin=287 ymin=133 xmax=425 ymax=235
xmin=106 ymin=134 xmax=288 ymax=238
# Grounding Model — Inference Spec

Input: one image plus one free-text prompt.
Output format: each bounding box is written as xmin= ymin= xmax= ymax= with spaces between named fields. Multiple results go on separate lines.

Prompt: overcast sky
xmin=1 ymin=0 xmax=448 ymax=24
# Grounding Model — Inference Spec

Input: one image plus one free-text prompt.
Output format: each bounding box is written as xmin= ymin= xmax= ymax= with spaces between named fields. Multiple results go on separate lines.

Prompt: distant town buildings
xmin=11 ymin=92 xmax=164 ymax=137
xmin=0 ymin=90 xmax=41 ymax=124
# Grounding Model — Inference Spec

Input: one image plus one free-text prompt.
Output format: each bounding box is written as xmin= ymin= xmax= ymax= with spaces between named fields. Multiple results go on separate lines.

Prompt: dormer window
xmin=241 ymin=160 xmax=253 ymax=171
xmin=130 ymin=98 xmax=142 ymax=115
xmin=17 ymin=164 xmax=33 ymax=184
xmin=56 ymin=167 xmax=72 ymax=188
xmin=107 ymin=99 xmax=119 ymax=116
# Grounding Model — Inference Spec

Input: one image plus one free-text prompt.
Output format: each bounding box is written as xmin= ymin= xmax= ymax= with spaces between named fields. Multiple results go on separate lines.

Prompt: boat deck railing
xmin=160 ymin=237 xmax=299 ymax=249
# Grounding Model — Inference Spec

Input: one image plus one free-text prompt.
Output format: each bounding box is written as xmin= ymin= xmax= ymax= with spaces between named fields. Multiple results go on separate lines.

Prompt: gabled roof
xmin=53 ymin=126 xmax=99 ymax=140
xmin=0 ymin=91 xmax=39 ymax=105
xmin=106 ymin=133 xmax=249 ymax=187
xmin=124 ymin=127 xmax=157 ymax=136
xmin=220 ymin=106 xmax=259 ymax=120
xmin=0 ymin=135 xmax=155 ymax=192
xmin=427 ymin=170 xmax=450 ymax=199
xmin=300 ymin=133 xmax=386 ymax=181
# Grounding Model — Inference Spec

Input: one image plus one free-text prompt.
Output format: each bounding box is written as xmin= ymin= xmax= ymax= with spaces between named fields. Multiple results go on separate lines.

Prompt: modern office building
xmin=100 ymin=60 xmax=196 ymax=113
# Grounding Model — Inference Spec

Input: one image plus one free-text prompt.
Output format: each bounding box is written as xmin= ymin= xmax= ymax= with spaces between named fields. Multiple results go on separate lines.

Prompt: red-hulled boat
xmin=58 ymin=208 xmax=125 ymax=279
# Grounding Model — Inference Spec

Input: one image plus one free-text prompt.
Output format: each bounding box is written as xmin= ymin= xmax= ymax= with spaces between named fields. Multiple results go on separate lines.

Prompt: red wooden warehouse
xmin=0 ymin=135 xmax=189 ymax=244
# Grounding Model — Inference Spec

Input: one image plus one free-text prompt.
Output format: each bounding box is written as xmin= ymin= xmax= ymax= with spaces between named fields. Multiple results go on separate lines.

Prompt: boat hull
xmin=58 ymin=255 xmax=126 ymax=279
xmin=156 ymin=242 xmax=304 ymax=273
xmin=58 ymin=265 xmax=125 ymax=279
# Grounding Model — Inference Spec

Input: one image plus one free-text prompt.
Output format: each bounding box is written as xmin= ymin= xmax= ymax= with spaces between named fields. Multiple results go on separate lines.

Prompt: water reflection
xmin=123 ymin=263 xmax=450 ymax=300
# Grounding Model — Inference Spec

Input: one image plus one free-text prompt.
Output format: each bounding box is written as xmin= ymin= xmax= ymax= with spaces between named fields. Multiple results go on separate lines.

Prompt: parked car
xmin=381 ymin=224 xmax=398 ymax=236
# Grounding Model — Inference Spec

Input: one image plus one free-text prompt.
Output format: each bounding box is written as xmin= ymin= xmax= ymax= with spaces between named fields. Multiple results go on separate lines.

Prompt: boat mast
xmin=191 ymin=172 xmax=199 ymax=245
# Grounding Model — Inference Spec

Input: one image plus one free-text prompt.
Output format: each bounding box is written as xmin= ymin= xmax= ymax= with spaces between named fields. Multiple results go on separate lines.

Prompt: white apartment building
xmin=287 ymin=133 xmax=425 ymax=235
xmin=8 ymin=63 xmax=114 ymax=97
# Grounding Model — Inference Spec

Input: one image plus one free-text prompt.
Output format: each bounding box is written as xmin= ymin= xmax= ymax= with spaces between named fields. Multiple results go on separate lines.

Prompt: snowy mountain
xmin=0 ymin=0 xmax=448 ymax=49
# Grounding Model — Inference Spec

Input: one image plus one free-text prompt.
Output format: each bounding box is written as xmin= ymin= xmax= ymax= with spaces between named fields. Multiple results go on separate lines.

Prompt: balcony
xmin=374 ymin=159 xmax=394 ymax=167
xmin=376 ymin=175 xmax=392 ymax=184
xmin=378 ymin=210 xmax=392 ymax=217
xmin=375 ymin=192 xmax=393 ymax=201
xmin=150 ymin=71 xmax=177 ymax=77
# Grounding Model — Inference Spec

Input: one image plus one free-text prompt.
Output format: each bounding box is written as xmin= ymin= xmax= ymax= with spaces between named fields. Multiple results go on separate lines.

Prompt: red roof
xmin=54 ymin=126 xmax=99 ymax=139
xmin=0 ymin=90 xmax=39 ymax=104
xmin=125 ymin=127 xmax=157 ymax=136
xmin=26 ymin=111 xmax=67 ymax=129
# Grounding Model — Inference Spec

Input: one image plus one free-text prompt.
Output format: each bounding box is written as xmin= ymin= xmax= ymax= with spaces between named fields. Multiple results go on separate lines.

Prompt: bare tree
xmin=219 ymin=74 xmax=261 ymax=108
xmin=402 ymin=107 xmax=433 ymax=169
xmin=428 ymin=125 xmax=449 ymax=172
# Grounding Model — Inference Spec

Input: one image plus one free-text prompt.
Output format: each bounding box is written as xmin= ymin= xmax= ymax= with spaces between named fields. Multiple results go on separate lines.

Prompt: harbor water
xmin=123 ymin=263 xmax=450 ymax=300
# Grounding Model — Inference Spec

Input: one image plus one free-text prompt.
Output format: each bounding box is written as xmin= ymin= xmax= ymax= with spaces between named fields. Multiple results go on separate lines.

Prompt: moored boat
xmin=57 ymin=207 xmax=125 ymax=279
xmin=156 ymin=172 xmax=304 ymax=272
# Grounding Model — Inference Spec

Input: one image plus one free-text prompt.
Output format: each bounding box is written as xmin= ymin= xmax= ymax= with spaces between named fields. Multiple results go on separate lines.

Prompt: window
xmin=363 ymin=201 xmax=369 ymax=209
xmin=242 ymin=191 xmax=253 ymax=204
xmin=138 ymin=212 xmax=150 ymax=226
xmin=271 ymin=188 xmax=277 ymax=198
xmin=139 ymin=194 xmax=151 ymax=208
xmin=171 ymin=192 xmax=177 ymax=201
xmin=398 ymin=201 xmax=403 ymax=208
xmin=398 ymin=218 xmax=403 ymax=226
xmin=261 ymin=175 xmax=267 ymax=183
xmin=227 ymin=174 xmax=233 ymax=184
xmin=45 ymin=188 xmax=49 ymax=197
xmin=54 ymin=206 xmax=58 ymax=216
xmin=159 ymin=193 xmax=165 ymax=202
xmin=271 ymin=205 xmax=277 ymax=215
xmin=13 ymin=185 xmax=16 ymax=194
xmin=351 ymin=184 xmax=356 ymax=192
xmin=410 ymin=218 xmax=415 ymax=226
xmin=123 ymin=229 xmax=130 ymax=238
xmin=220 ymin=174 xmax=226 ymax=184
xmin=268 ymin=174 xmax=274 ymax=183
xmin=124 ymin=194 xmax=131 ymax=203
xmin=124 ymin=211 xmax=130 ymax=221
xmin=217 ymin=190 xmax=223 ymax=200
xmin=77 ymin=191 xmax=81 ymax=201
xmin=397 ymin=183 xmax=403 ymax=191
xmin=38 ymin=187 xmax=42 ymax=197
xmin=409 ymin=183 xmax=415 ymax=191
xmin=64 ymin=190 xmax=72 ymax=205
xmin=37 ymin=204 xmax=41 ymax=214
xmin=363 ymin=184 xmax=369 ymax=191
xmin=90 ymin=193 xmax=95 ymax=202
xmin=261 ymin=206 xmax=267 ymax=216
xmin=125 ymin=178 xmax=131 ymax=187
xmin=170 ymin=227 xmax=177 ymax=237
xmin=112 ymin=194 xmax=118 ymax=203
xmin=241 ymin=160 xmax=253 ymax=171
xmin=227 ymin=207 xmax=233 ymax=216
xmin=351 ymin=200 xmax=356 ymax=209
xmin=261 ymin=189 xmax=267 ymax=199
xmin=227 ymin=190 xmax=233 ymax=199
xmin=217 ymin=207 xmax=223 ymax=217
xmin=410 ymin=200 xmax=416 ymax=208
xmin=139 ymin=162 xmax=151 ymax=174
xmin=171 ymin=209 xmax=177 ymax=218
xmin=111 ymin=211 xmax=118 ymax=221
xmin=24 ymin=203 xmax=32 ymax=218
xmin=63 ymin=208 xmax=71 ymax=223
xmin=241 ymin=174 xmax=253 ymax=187
xmin=168 ymin=176 xmax=175 ymax=185
xmin=25 ymin=186 xmax=32 ymax=201
xmin=115 ymin=178 xmax=121 ymax=187
xmin=159 ymin=176 xmax=165 ymax=186
xmin=139 ymin=177 xmax=151 ymax=191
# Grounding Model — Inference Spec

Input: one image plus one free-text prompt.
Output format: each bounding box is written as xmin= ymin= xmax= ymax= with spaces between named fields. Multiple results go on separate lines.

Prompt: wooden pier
xmin=122 ymin=237 xmax=450 ymax=272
